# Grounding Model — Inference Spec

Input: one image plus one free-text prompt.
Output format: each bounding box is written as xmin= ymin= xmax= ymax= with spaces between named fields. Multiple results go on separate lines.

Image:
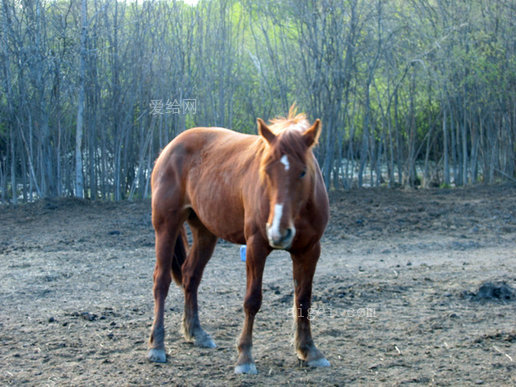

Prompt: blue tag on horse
xmin=240 ymin=245 xmax=246 ymax=262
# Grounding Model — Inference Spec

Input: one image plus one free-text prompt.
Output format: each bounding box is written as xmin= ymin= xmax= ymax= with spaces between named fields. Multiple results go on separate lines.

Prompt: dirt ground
xmin=1 ymin=185 xmax=515 ymax=386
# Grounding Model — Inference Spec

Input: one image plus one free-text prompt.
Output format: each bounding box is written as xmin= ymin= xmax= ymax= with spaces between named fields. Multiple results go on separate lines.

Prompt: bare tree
xmin=0 ymin=0 xmax=514 ymax=203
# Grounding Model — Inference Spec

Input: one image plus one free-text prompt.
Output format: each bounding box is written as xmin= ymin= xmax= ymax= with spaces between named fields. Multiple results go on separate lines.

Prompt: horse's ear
xmin=257 ymin=118 xmax=276 ymax=144
xmin=303 ymin=119 xmax=321 ymax=148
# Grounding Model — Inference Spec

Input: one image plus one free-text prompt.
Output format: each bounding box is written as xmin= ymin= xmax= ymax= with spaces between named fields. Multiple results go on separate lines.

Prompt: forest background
xmin=0 ymin=0 xmax=514 ymax=202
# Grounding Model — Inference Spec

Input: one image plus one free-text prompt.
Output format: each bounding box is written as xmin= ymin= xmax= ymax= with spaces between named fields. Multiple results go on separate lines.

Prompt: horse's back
xmin=173 ymin=127 xmax=253 ymax=149
xmin=162 ymin=127 xmax=254 ymax=162
xmin=153 ymin=127 xmax=254 ymax=182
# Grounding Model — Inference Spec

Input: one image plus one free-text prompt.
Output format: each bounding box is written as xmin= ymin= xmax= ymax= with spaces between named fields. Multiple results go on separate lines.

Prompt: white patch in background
xmin=280 ymin=155 xmax=290 ymax=171
xmin=288 ymin=123 xmax=305 ymax=132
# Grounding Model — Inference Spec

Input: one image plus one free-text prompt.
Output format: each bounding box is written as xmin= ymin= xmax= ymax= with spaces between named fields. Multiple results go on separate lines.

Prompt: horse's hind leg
xmin=148 ymin=214 xmax=184 ymax=363
xmin=181 ymin=216 xmax=218 ymax=348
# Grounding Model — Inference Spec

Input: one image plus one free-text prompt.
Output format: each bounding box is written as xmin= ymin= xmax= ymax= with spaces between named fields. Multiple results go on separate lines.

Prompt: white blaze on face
xmin=269 ymin=203 xmax=284 ymax=241
xmin=280 ymin=155 xmax=290 ymax=171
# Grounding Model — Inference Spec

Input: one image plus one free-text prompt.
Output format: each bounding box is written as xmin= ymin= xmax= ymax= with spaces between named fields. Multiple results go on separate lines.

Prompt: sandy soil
xmin=1 ymin=185 xmax=515 ymax=386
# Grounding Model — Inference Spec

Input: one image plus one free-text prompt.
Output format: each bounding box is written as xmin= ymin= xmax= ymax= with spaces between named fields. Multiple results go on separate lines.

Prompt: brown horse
xmin=147 ymin=108 xmax=330 ymax=374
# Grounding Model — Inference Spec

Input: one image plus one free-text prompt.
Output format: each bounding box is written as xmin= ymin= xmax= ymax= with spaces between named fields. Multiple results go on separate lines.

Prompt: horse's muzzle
xmin=266 ymin=225 xmax=296 ymax=249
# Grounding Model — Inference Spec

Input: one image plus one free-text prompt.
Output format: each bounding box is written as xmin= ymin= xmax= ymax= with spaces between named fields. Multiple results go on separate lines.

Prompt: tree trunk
xmin=443 ymin=105 xmax=450 ymax=186
xmin=75 ymin=0 xmax=87 ymax=199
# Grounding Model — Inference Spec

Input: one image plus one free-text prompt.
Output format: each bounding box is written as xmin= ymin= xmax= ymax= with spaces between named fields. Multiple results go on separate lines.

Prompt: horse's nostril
xmin=281 ymin=228 xmax=295 ymax=242
xmin=267 ymin=225 xmax=295 ymax=248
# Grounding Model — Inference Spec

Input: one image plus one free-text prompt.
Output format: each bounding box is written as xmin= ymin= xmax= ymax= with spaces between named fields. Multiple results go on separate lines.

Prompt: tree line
xmin=1 ymin=0 xmax=515 ymax=203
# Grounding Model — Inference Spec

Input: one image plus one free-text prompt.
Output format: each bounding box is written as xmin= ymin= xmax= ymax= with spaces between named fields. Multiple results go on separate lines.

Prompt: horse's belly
xmin=188 ymin=184 xmax=246 ymax=244
xmin=195 ymin=206 xmax=246 ymax=244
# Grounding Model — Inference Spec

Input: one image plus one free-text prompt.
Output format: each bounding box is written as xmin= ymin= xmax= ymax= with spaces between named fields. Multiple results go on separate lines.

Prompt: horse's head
xmin=257 ymin=116 xmax=321 ymax=249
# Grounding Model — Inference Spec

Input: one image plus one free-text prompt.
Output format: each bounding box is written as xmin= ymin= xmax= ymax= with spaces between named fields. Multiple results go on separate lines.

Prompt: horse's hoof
xmin=307 ymin=357 xmax=330 ymax=367
xmin=147 ymin=348 xmax=167 ymax=363
xmin=234 ymin=363 xmax=257 ymax=374
xmin=193 ymin=332 xmax=216 ymax=348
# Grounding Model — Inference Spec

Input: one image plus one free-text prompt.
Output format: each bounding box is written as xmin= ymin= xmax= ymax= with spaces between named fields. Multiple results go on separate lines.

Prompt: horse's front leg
xmin=235 ymin=236 xmax=270 ymax=374
xmin=290 ymin=242 xmax=330 ymax=367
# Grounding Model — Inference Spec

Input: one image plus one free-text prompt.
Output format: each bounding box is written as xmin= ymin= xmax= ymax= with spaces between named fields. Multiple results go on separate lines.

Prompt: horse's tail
xmin=171 ymin=226 xmax=188 ymax=286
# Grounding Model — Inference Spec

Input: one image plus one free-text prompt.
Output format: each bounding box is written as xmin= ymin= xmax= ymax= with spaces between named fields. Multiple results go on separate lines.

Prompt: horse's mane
xmin=268 ymin=104 xmax=311 ymax=135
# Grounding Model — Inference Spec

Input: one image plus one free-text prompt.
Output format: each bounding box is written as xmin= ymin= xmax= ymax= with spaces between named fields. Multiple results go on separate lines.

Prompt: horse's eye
xmin=299 ymin=168 xmax=307 ymax=178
